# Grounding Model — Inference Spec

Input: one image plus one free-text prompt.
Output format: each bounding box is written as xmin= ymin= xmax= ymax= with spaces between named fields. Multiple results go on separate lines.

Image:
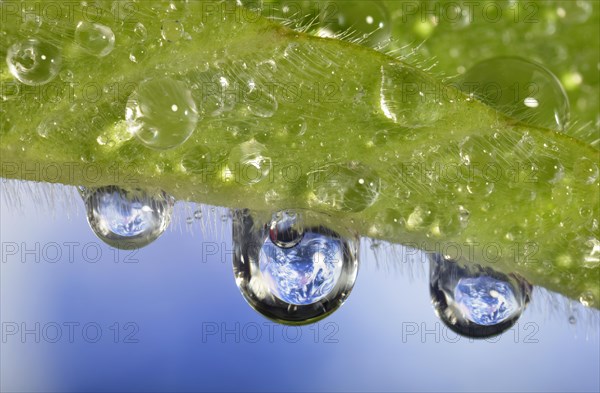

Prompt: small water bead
xmin=126 ymin=78 xmax=199 ymax=150
xmin=161 ymin=19 xmax=184 ymax=42
xmin=180 ymin=145 xmax=213 ymax=173
xmin=82 ymin=186 xmax=175 ymax=250
xmin=133 ymin=22 xmax=148 ymax=41
xmin=19 ymin=14 xmax=42 ymax=35
xmin=379 ymin=63 xmax=443 ymax=127
xmin=579 ymin=291 xmax=595 ymax=308
xmin=232 ymin=209 xmax=359 ymax=324
xmin=193 ymin=210 xmax=203 ymax=219
xmin=36 ymin=115 xmax=63 ymax=138
xmin=246 ymin=87 xmax=278 ymax=118
xmin=75 ymin=21 xmax=115 ymax=57
xmin=6 ymin=38 xmax=61 ymax=86
xmin=308 ymin=162 xmax=380 ymax=212
xmin=573 ymin=157 xmax=599 ymax=185
xmin=227 ymin=140 xmax=272 ymax=185
xmin=316 ymin=0 xmax=391 ymax=48
xmin=269 ymin=210 xmax=304 ymax=249
xmin=458 ymin=57 xmax=570 ymax=131
xmin=568 ymin=316 xmax=577 ymax=324
xmin=429 ymin=254 xmax=532 ymax=338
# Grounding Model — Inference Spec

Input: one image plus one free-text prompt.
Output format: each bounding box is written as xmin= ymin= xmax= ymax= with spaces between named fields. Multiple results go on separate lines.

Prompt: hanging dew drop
xmin=458 ymin=56 xmax=570 ymax=131
xmin=429 ymin=254 xmax=532 ymax=338
xmin=6 ymin=38 xmax=61 ymax=86
xmin=75 ymin=21 xmax=116 ymax=57
xmin=232 ymin=209 xmax=359 ymax=323
xmin=126 ymin=78 xmax=199 ymax=150
xmin=81 ymin=186 xmax=175 ymax=250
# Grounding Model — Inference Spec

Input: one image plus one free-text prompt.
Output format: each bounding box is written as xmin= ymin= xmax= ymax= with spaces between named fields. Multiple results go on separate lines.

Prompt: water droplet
xmin=269 ymin=210 xmax=304 ymax=249
xmin=573 ymin=157 xmax=599 ymax=184
xmin=286 ymin=117 xmax=307 ymax=136
xmin=82 ymin=186 xmax=174 ymax=249
xmin=430 ymin=254 xmax=532 ymax=338
xmin=568 ymin=316 xmax=577 ymax=324
xmin=180 ymin=145 xmax=213 ymax=173
xmin=59 ymin=69 xmax=74 ymax=82
xmin=317 ymin=1 xmax=391 ymax=48
xmin=579 ymin=291 xmax=595 ymax=307
xmin=126 ymin=78 xmax=199 ymax=150
xmin=129 ymin=44 xmax=148 ymax=63
xmin=36 ymin=115 xmax=63 ymax=138
xmin=193 ymin=209 xmax=203 ymax=219
xmin=379 ymin=63 xmax=443 ymax=126
xmin=232 ymin=209 xmax=359 ymax=324
xmin=186 ymin=216 xmax=194 ymax=224
xmin=161 ymin=19 xmax=184 ymax=42
xmin=246 ymin=87 xmax=278 ymax=118
xmin=308 ymin=162 xmax=380 ymax=212
xmin=19 ymin=14 xmax=42 ymax=35
xmin=6 ymin=38 xmax=61 ymax=86
xmin=133 ymin=22 xmax=148 ymax=41
xmin=458 ymin=57 xmax=570 ymax=131
xmin=228 ymin=140 xmax=272 ymax=185
xmin=75 ymin=21 xmax=116 ymax=57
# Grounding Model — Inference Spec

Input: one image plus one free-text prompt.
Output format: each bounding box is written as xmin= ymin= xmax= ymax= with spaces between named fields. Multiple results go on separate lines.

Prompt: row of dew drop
xmin=80 ymin=183 xmax=571 ymax=333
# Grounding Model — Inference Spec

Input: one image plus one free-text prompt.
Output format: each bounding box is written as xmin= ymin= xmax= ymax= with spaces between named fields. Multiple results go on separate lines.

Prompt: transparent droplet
xmin=316 ymin=0 xmax=391 ymax=48
xmin=233 ymin=209 xmax=359 ymax=324
xmin=133 ymin=22 xmax=148 ymax=41
xmin=36 ymin=115 xmax=63 ymax=138
xmin=308 ymin=162 xmax=381 ymax=212
xmin=129 ymin=44 xmax=148 ymax=63
xmin=379 ymin=63 xmax=444 ymax=126
xmin=458 ymin=57 xmax=570 ymax=131
xmin=180 ymin=145 xmax=213 ymax=173
xmin=286 ymin=117 xmax=307 ymax=136
xmin=126 ymin=78 xmax=199 ymax=150
xmin=75 ymin=21 xmax=116 ymax=57
xmin=269 ymin=210 xmax=304 ymax=249
xmin=246 ymin=87 xmax=278 ymax=118
xmin=6 ymin=38 xmax=61 ymax=86
xmin=579 ymin=291 xmax=595 ymax=307
xmin=193 ymin=209 xmax=203 ymax=219
xmin=573 ymin=157 xmax=599 ymax=185
xmin=161 ymin=19 xmax=184 ymax=42
xmin=568 ymin=315 xmax=577 ymax=324
xmin=228 ymin=140 xmax=272 ymax=185
xmin=19 ymin=14 xmax=42 ymax=35
xmin=429 ymin=254 xmax=532 ymax=338
xmin=82 ymin=186 xmax=175 ymax=250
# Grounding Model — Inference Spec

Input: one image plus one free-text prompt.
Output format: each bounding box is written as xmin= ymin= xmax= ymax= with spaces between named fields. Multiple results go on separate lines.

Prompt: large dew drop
xmin=81 ymin=186 xmax=175 ymax=250
xmin=126 ymin=78 xmax=199 ymax=150
xmin=74 ymin=21 xmax=116 ymax=57
xmin=429 ymin=254 xmax=532 ymax=338
xmin=233 ymin=209 xmax=359 ymax=324
xmin=458 ymin=57 xmax=570 ymax=131
xmin=6 ymin=38 xmax=61 ymax=86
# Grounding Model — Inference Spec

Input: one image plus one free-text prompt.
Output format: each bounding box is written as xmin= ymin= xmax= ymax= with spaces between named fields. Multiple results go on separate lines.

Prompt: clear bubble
xmin=19 ymin=14 xmax=42 ymax=35
xmin=429 ymin=254 xmax=532 ymax=338
xmin=82 ymin=186 xmax=175 ymax=250
xmin=308 ymin=161 xmax=380 ymax=212
xmin=458 ymin=57 xmax=570 ymax=131
xmin=232 ymin=209 xmax=359 ymax=324
xmin=126 ymin=78 xmax=199 ymax=150
xmin=269 ymin=210 xmax=304 ymax=249
xmin=6 ymin=38 xmax=62 ymax=86
xmin=246 ymin=87 xmax=278 ymax=118
xmin=227 ymin=140 xmax=272 ymax=185
xmin=379 ymin=63 xmax=444 ymax=127
xmin=161 ymin=19 xmax=184 ymax=42
xmin=75 ymin=21 xmax=116 ymax=57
